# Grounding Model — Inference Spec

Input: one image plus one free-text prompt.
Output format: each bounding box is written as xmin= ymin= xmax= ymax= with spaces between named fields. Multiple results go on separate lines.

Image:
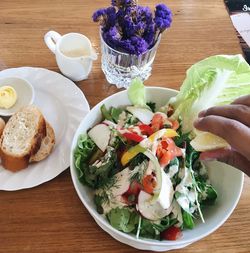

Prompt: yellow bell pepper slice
xmin=148 ymin=128 xmax=178 ymax=142
xmin=121 ymin=145 xmax=146 ymax=166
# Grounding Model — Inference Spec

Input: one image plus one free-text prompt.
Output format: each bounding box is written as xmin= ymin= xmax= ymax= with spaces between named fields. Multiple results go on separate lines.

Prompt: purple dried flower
xmin=93 ymin=1 xmax=172 ymax=55
xmin=137 ymin=6 xmax=153 ymax=25
xmin=123 ymin=16 xmax=135 ymax=38
xmin=119 ymin=36 xmax=148 ymax=55
xmin=120 ymin=6 xmax=147 ymax=38
xmin=92 ymin=8 xmax=107 ymax=24
xmin=130 ymin=36 xmax=148 ymax=55
xmin=154 ymin=4 xmax=172 ymax=32
xmin=106 ymin=7 xmax=117 ymax=27
xmin=103 ymin=26 xmax=122 ymax=46
xmin=111 ymin=0 xmax=137 ymax=8
xmin=134 ymin=21 xmax=147 ymax=36
xmin=143 ymin=24 xmax=155 ymax=47
xmin=108 ymin=26 xmax=121 ymax=38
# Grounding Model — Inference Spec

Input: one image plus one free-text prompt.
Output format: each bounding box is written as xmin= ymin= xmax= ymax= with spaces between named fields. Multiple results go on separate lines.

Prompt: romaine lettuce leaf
xmin=128 ymin=78 xmax=146 ymax=106
xmin=169 ymin=54 xmax=250 ymax=133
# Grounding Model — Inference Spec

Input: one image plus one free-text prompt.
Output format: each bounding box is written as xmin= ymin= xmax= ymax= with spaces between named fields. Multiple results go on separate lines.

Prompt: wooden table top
xmin=0 ymin=0 xmax=250 ymax=252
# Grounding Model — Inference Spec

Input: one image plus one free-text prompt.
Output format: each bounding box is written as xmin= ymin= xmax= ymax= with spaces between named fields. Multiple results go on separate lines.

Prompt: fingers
xmin=198 ymin=104 xmax=250 ymax=127
xmin=194 ymin=115 xmax=250 ymax=158
xmin=232 ymin=95 xmax=250 ymax=107
xmin=200 ymin=149 xmax=250 ymax=176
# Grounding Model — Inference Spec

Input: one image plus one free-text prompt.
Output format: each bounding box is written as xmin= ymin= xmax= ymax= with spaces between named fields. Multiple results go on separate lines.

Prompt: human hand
xmin=193 ymin=95 xmax=250 ymax=176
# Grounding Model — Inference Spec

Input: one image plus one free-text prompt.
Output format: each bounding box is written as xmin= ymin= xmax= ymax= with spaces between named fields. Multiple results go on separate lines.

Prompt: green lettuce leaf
xmin=169 ymin=54 xmax=250 ymax=133
xmin=107 ymin=208 xmax=139 ymax=233
xmin=182 ymin=210 xmax=195 ymax=229
xmin=74 ymin=134 xmax=96 ymax=184
xmin=128 ymin=78 xmax=146 ymax=106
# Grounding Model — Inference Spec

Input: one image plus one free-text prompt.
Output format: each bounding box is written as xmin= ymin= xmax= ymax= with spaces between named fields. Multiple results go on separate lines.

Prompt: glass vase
xmin=100 ymin=33 xmax=161 ymax=88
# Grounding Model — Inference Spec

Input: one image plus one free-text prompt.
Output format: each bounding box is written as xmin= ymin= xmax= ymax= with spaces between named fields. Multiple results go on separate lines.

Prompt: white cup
xmin=44 ymin=31 xmax=98 ymax=81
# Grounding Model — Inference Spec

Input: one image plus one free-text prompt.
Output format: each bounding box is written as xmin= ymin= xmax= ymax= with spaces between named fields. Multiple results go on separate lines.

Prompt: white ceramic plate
xmin=70 ymin=87 xmax=244 ymax=251
xmin=0 ymin=67 xmax=90 ymax=191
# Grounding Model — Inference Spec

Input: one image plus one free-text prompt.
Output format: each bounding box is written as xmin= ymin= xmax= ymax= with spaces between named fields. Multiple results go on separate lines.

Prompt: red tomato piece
xmin=170 ymin=120 xmax=180 ymax=131
xmin=161 ymin=140 xmax=168 ymax=149
xmin=138 ymin=124 xmax=154 ymax=136
xmin=123 ymin=181 xmax=142 ymax=204
xmin=151 ymin=114 xmax=164 ymax=132
xmin=157 ymin=138 xmax=183 ymax=167
xmin=127 ymin=181 xmax=142 ymax=196
xmin=161 ymin=226 xmax=182 ymax=241
xmin=123 ymin=132 xmax=144 ymax=142
xmin=165 ymin=138 xmax=183 ymax=157
xmin=159 ymin=150 xmax=172 ymax=167
xmin=142 ymin=174 xmax=157 ymax=194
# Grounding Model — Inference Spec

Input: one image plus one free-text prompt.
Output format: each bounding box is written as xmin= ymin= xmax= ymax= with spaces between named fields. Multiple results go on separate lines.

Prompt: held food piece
xmin=190 ymin=131 xmax=230 ymax=152
xmin=0 ymin=117 xmax=5 ymax=136
xmin=30 ymin=121 xmax=55 ymax=162
xmin=0 ymin=106 xmax=46 ymax=172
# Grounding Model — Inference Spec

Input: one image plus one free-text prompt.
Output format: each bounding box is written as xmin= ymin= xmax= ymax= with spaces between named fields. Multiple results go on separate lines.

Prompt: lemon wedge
xmin=0 ymin=86 xmax=17 ymax=109
xmin=190 ymin=130 xmax=230 ymax=152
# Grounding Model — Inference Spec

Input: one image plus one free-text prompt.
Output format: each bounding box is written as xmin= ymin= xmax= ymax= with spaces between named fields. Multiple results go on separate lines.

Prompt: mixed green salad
xmin=74 ymin=55 xmax=250 ymax=241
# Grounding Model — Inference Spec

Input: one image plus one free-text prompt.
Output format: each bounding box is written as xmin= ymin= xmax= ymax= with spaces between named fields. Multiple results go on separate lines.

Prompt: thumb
xmin=200 ymin=149 xmax=250 ymax=177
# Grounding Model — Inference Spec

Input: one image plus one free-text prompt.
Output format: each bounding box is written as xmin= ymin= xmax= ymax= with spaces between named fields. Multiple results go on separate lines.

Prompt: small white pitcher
xmin=44 ymin=31 xmax=97 ymax=81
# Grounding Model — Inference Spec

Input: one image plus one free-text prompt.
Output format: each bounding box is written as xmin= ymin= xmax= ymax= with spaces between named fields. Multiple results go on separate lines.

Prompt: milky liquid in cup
xmin=61 ymin=48 xmax=89 ymax=58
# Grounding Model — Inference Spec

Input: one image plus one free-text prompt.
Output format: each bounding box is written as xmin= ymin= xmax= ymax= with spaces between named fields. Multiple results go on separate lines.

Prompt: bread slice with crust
xmin=0 ymin=106 xmax=46 ymax=172
xmin=30 ymin=121 xmax=55 ymax=162
xmin=0 ymin=117 xmax=5 ymax=137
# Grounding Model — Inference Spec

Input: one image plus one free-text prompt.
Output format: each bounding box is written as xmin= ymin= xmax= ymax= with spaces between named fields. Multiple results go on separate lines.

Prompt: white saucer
xmin=0 ymin=76 xmax=35 ymax=116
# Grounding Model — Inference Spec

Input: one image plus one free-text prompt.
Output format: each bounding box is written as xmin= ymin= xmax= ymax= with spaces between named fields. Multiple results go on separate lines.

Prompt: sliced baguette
xmin=0 ymin=106 xmax=46 ymax=172
xmin=30 ymin=121 xmax=55 ymax=162
xmin=0 ymin=117 xmax=5 ymax=137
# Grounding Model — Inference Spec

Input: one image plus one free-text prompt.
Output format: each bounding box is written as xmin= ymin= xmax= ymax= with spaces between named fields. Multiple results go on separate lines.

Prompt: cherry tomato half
xmin=123 ymin=181 xmax=142 ymax=204
xmin=142 ymin=174 xmax=157 ymax=194
xmin=160 ymin=226 xmax=182 ymax=241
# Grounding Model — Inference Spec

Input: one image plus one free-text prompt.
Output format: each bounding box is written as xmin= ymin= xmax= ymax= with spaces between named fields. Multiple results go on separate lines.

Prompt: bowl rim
xmin=70 ymin=86 xmax=244 ymax=246
xmin=0 ymin=76 xmax=35 ymax=116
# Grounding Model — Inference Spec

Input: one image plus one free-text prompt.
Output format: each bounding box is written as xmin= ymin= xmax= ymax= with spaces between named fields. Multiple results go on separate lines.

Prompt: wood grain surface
xmin=0 ymin=0 xmax=250 ymax=252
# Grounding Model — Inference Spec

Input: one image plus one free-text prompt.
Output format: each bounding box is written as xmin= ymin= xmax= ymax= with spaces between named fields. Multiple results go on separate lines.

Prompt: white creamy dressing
xmin=199 ymin=162 xmax=207 ymax=176
xmin=181 ymin=148 xmax=186 ymax=158
xmin=92 ymin=147 xmax=114 ymax=168
xmin=175 ymin=167 xmax=197 ymax=213
xmin=97 ymin=167 xmax=131 ymax=214
xmin=92 ymin=160 xmax=103 ymax=168
xmin=102 ymin=196 xmax=127 ymax=214
xmin=151 ymin=140 xmax=159 ymax=156
xmin=145 ymin=160 xmax=154 ymax=175
xmin=157 ymin=170 xmax=174 ymax=210
xmin=140 ymin=129 xmax=166 ymax=149
xmin=117 ymin=111 xmax=127 ymax=129
xmin=167 ymin=164 xmax=179 ymax=178
xmin=111 ymin=167 xmax=131 ymax=196
xmin=176 ymin=195 xmax=190 ymax=211
xmin=129 ymin=126 xmax=141 ymax=135
xmin=171 ymin=200 xmax=183 ymax=226
xmin=137 ymin=190 xmax=172 ymax=221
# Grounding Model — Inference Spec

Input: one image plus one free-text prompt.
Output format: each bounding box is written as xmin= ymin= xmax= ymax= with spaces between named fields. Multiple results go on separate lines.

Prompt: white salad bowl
xmin=70 ymin=87 xmax=244 ymax=251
